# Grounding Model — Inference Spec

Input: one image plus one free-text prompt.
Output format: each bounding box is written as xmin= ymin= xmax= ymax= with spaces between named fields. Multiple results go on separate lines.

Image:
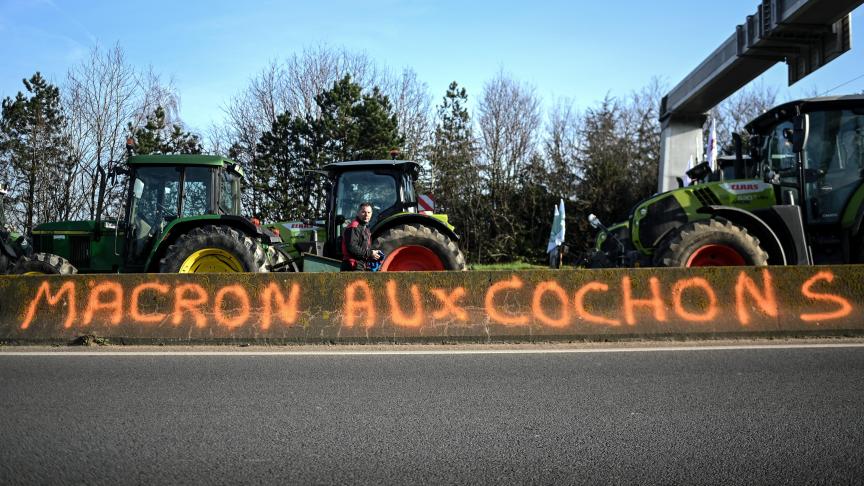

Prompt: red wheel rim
xmin=686 ymin=244 xmax=746 ymax=267
xmin=380 ymin=246 xmax=445 ymax=271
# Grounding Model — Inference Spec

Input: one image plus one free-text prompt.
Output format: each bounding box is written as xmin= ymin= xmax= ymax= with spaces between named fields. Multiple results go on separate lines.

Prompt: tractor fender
xmin=144 ymin=215 xmax=266 ymax=271
xmin=697 ymin=206 xmax=788 ymax=265
xmin=371 ymin=213 xmax=460 ymax=243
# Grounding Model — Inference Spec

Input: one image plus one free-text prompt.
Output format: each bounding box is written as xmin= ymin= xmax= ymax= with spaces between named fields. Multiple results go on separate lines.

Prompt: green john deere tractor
xmin=25 ymin=154 xmax=465 ymax=274
xmin=588 ymin=95 xmax=864 ymax=267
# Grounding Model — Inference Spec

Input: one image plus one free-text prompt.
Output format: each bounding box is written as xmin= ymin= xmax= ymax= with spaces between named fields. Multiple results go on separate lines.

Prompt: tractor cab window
xmin=762 ymin=120 xmax=796 ymax=172
xmin=181 ymin=166 xmax=212 ymax=217
xmin=803 ymin=109 xmax=864 ymax=224
xmin=335 ymin=171 xmax=397 ymax=227
xmin=219 ymin=170 xmax=240 ymax=215
xmin=402 ymin=173 xmax=417 ymax=212
xmin=127 ymin=166 xmax=181 ymax=262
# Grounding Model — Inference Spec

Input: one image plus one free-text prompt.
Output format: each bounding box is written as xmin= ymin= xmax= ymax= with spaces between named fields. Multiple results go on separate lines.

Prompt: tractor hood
xmin=32 ymin=220 xmax=99 ymax=234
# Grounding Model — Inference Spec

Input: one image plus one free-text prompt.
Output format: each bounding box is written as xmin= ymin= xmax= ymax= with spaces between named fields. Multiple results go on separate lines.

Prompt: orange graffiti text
xmin=799 ymin=271 xmax=853 ymax=322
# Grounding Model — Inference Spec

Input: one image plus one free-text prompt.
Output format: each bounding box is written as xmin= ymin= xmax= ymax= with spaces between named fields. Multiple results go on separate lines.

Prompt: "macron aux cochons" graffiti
xmin=8 ymin=268 xmax=859 ymax=340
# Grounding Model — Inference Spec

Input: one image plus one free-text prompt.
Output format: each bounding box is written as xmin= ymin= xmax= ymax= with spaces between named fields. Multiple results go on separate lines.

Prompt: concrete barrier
xmin=2 ymin=266 xmax=864 ymax=344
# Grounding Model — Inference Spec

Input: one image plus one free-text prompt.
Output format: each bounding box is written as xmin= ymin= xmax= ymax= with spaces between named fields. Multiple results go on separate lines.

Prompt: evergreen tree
xmin=428 ymin=82 xmax=482 ymax=259
xmin=130 ymin=106 xmax=202 ymax=155
xmin=0 ymin=73 xmax=72 ymax=234
xmin=253 ymin=75 xmax=403 ymax=221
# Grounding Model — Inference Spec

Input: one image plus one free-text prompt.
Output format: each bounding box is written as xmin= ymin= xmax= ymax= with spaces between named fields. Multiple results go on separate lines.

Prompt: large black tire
xmin=158 ymin=225 xmax=267 ymax=273
xmin=654 ymin=219 xmax=769 ymax=267
xmin=373 ymin=223 xmax=466 ymax=271
xmin=12 ymin=252 xmax=78 ymax=275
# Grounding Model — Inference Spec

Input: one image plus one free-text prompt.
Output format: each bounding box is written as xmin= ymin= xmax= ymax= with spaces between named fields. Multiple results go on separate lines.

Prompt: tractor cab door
xmin=762 ymin=119 xmax=799 ymax=203
xmin=802 ymin=109 xmax=864 ymax=225
xmin=125 ymin=166 xmax=181 ymax=270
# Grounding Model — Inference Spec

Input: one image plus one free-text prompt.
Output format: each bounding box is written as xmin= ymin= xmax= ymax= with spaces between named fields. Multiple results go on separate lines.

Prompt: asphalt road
xmin=1 ymin=345 xmax=863 ymax=485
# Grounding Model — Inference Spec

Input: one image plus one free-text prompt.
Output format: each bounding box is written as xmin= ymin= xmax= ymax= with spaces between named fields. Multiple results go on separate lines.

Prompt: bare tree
xmin=385 ymin=68 xmax=432 ymax=161
xmin=475 ymin=71 xmax=542 ymax=260
xmin=64 ymin=44 xmax=180 ymax=220
xmin=707 ymin=81 xmax=778 ymax=153
xmin=477 ymin=70 xmax=542 ymax=191
xmin=544 ymin=99 xmax=581 ymax=198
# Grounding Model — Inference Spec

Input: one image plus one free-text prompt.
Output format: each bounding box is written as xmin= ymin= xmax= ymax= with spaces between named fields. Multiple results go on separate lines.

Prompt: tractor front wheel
xmin=373 ymin=224 xmax=466 ymax=271
xmin=12 ymin=253 xmax=78 ymax=275
xmin=159 ymin=225 xmax=267 ymax=273
xmin=654 ymin=219 xmax=768 ymax=267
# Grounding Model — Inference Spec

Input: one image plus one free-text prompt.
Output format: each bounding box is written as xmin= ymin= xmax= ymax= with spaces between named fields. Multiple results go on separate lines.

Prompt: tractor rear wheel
xmin=373 ymin=223 xmax=466 ymax=271
xmin=654 ymin=219 xmax=768 ymax=267
xmin=159 ymin=225 xmax=267 ymax=273
xmin=12 ymin=252 xmax=78 ymax=275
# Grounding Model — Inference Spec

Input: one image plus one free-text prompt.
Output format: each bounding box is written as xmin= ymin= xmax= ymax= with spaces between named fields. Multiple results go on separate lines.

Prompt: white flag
xmin=547 ymin=199 xmax=566 ymax=254
xmin=707 ymin=118 xmax=718 ymax=172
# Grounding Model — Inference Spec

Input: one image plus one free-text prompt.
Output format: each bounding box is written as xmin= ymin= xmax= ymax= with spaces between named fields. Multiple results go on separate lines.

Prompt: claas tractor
xmin=24 ymin=154 xmax=465 ymax=274
xmin=267 ymin=159 xmax=465 ymax=272
xmin=588 ymin=95 xmax=864 ymax=267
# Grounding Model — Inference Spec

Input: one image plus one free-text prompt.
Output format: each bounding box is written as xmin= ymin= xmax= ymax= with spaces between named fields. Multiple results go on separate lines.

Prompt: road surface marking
xmin=1 ymin=343 xmax=863 ymax=356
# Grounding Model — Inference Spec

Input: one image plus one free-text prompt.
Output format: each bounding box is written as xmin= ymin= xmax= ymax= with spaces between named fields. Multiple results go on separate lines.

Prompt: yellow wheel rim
xmin=179 ymin=249 xmax=244 ymax=273
xmin=23 ymin=271 xmax=46 ymax=276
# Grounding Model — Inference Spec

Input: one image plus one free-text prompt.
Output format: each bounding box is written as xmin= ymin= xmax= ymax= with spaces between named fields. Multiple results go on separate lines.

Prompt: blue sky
xmin=1 ymin=0 xmax=863 ymax=133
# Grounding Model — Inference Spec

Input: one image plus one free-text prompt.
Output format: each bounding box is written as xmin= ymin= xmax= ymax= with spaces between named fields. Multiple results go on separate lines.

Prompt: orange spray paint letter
xmin=431 ymin=288 xmax=468 ymax=321
xmin=735 ymin=270 xmax=778 ymax=325
xmin=622 ymin=276 xmax=666 ymax=325
xmin=573 ymin=282 xmax=620 ymax=326
xmin=532 ymin=281 xmax=570 ymax=328
xmin=484 ymin=276 xmax=529 ymax=326
xmin=20 ymin=281 xmax=76 ymax=329
xmin=214 ymin=285 xmax=251 ymax=329
xmin=83 ymin=281 xmax=124 ymax=325
xmin=130 ymin=282 xmax=169 ymax=323
xmin=260 ymin=282 xmax=301 ymax=329
xmin=671 ymin=278 xmax=718 ymax=322
xmin=344 ymin=280 xmax=376 ymax=328
xmin=386 ymin=280 xmax=424 ymax=328
xmin=799 ymin=271 xmax=852 ymax=322
xmin=172 ymin=284 xmax=209 ymax=328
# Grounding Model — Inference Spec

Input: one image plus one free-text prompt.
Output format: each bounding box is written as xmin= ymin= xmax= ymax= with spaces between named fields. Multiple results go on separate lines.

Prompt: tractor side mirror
xmin=792 ymin=115 xmax=809 ymax=153
xmin=686 ymin=161 xmax=712 ymax=183
xmin=133 ymin=179 xmax=144 ymax=199
xmin=106 ymin=162 xmax=129 ymax=186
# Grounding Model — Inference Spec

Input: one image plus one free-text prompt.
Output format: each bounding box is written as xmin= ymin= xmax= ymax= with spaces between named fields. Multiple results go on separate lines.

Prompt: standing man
xmin=341 ymin=202 xmax=383 ymax=271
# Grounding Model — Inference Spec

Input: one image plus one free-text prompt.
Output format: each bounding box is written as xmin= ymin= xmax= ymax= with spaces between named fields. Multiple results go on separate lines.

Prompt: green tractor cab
xmin=30 ymin=154 xmax=280 ymax=274
xmin=589 ymin=95 xmax=864 ymax=268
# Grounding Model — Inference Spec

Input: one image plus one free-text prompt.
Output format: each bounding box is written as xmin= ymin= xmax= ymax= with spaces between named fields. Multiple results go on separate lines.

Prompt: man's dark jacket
xmin=341 ymin=218 xmax=373 ymax=271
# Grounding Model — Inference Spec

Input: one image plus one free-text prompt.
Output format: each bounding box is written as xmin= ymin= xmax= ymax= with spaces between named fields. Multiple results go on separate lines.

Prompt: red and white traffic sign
xmin=418 ymin=194 xmax=435 ymax=212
